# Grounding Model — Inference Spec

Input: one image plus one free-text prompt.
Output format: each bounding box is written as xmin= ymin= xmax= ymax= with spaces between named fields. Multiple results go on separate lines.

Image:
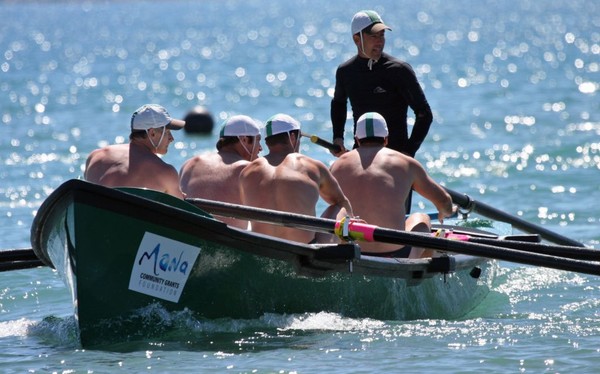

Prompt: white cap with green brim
xmin=219 ymin=115 xmax=262 ymax=137
xmin=355 ymin=112 xmax=388 ymax=139
xmin=351 ymin=10 xmax=392 ymax=35
xmin=265 ymin=113 xmax=301 ymax=137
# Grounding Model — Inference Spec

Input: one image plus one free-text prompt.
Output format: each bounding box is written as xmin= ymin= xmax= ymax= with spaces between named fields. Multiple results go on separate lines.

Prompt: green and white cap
xmin=265 ymin=113 xmax=300 ymax=137
xmin=351 ymin=10 xmax=392 ymax=35
xmin=355 ymin=112 xmax=388 ymax=139
xmin=219 ymin=115 xmax=261 ymax=137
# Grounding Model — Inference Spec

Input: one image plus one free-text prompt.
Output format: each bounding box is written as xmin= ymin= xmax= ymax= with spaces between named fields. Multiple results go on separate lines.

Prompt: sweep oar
xmin=186 ymin=198 xmax=600 ymax=276
xmin=188 ymin=197 xmax=334 ymax=233
xmin=302 ymin=133 xmax=585 ymax=248
xmin=442 ymin=232 xmax=599 ymax=261
xmin=0 ymin=248 xmax=46 ymax=272
xmin=350 ymin=220 xmax=600 ymax=275
xmin=302 ymin=133 xmax=342 ymax=153
xmin=444 ymin=188 xmax=585 ymax=247
xmin=429 ymin=225 xmax=596 ymax=260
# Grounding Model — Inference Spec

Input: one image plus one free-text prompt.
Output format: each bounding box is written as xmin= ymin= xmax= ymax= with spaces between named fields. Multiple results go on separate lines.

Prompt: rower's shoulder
xmin=292 ymin=153 xmax=329 ymax=169
xmin=240 ymin=156 xmax=267 ymax=175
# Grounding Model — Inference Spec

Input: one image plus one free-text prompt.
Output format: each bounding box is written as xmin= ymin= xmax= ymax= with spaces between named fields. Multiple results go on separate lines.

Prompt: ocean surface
xmin=1 ymin=0 xmax=599 ymax=372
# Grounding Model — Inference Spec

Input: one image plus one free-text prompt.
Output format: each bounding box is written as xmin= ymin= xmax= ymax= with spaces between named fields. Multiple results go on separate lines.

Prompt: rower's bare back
xmin=241 ymin=154 xmax=320 ymax=242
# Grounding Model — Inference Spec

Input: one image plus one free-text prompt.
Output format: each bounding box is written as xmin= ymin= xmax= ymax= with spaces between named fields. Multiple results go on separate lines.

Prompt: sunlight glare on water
xmin=0 ymin=0 xmax=599 ymax=372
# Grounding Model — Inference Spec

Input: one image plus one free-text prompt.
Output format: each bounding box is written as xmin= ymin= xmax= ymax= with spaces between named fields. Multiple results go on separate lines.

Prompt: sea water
xmin=1 ymin=0 xmax=599 ymax=372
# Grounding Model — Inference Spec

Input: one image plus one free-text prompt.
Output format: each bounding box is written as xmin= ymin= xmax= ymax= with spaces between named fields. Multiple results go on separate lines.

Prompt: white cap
xmin=265 ymin=113 xmax=301 ymax=137
xmin=131 ymin=104 xmax=185 ymax=131
xmin=351 ymin=10 xmax=392 ymax=35
xmin=219 ymin=115 xmax=261 ymax=137
xmin=355 ymin=112 xmax=388 ymax=139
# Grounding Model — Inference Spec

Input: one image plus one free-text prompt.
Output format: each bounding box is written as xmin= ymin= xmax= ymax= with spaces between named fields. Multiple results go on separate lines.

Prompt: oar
xmin=430 ymin=225 xmax=595 ymax=260
xmin=0 ymin=249 xmax=46 ymax=272
xmin=444 ymin=188 xmax=585 ymax=247
xmin=302 ymin=132 xmax=342 ymax=153
xmin=186 ymin=197 xmax=600 ymax=276
xmin=188 ymin=197 xmax=334 ymax=233
xmin=302 ymin=133 xmax=585 ymax=248
xmin=442 ymin=232 xmax=599 ymax=261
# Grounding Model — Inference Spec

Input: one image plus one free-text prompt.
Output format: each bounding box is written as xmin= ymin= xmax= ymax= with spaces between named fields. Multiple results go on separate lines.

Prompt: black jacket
xmin=331 ymin=53 xmax=433 ymax=156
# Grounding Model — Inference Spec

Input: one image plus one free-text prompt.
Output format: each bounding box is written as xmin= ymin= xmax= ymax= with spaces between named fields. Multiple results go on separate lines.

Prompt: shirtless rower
xmin=239 ymin=113 xmax=353 ymax=243
xmin=330 ymin=112 xmax=454 ymax=258
xmin=179 ymin=115 xmax=262 ymax=229
xmin=84 ymin=104 xmax=185 ymax=199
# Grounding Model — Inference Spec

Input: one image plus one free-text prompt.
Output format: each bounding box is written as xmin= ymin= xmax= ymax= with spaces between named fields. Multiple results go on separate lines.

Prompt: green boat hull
xmin=31 ymin=180 xmax=498 ymax=347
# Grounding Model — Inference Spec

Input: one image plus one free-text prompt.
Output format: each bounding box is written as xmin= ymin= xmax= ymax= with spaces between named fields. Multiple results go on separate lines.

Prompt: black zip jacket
xmin=331 ymin=52 xmax=433 ymax=156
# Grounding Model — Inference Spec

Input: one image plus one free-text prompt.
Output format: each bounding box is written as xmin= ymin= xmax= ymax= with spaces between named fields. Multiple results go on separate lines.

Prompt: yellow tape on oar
xmin=334 ymin=217 xmax=377 ymax=242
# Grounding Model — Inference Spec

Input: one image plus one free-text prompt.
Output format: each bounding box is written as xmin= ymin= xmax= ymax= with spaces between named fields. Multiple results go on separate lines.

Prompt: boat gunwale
xmin=31 ymin=179 xmax=491 ymax=280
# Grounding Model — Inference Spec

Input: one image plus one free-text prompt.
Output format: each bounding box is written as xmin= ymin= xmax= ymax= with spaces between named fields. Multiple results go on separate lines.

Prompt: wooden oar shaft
xmin=0 ymin=248 xmax=40 ymax=261
xmin=301 ymin=133 xmax=341 ymax=153
xmin=187 ymin=198 xmax=600 ymax=276
xmin=0 ymin=249 xmax=46 ymax=272
xmin=464 ymin=236 xmax=599 ymax=261
xmin=0 ymin=259 xmax=45 ymax=272
xmin=370 ymin=226 xmax=600 ymax=276
xmin=445 ymin=188 xmax=585 ymax=247
xmin=188 ymin=197 xmax=336 ymax=233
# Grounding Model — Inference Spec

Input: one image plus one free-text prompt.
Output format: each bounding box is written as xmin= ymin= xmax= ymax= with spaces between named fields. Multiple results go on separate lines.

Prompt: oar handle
xmin=187 ymin=197 xmax=600 ymax=276
xmin=333 ymin=218 xmax=600 ymax=275
xmin=302 ymin=133 xmax=342 ymax=153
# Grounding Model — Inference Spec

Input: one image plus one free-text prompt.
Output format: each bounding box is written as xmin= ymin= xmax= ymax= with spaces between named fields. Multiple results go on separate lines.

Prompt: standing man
xmin=240 ymin=113 xmax=353 ymax=243
xmin=330 ymin=112 xmax=454 ymax=258
xmin=179 ymin=115 xmax=262 ymax=229
xmin=84 ymin=104 xmax=185 ymax=199
xmin=330 ymin=10 xmax=433 ymax=158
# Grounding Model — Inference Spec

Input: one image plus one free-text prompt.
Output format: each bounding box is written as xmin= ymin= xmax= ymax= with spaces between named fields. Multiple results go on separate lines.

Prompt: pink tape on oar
xmin=348 ymin=220 xmax=377 ymax=241
xmin=334 ymin=217 xmax=377 ymax=242
xmin=444 ymin=232 xmax=470 ymax=241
